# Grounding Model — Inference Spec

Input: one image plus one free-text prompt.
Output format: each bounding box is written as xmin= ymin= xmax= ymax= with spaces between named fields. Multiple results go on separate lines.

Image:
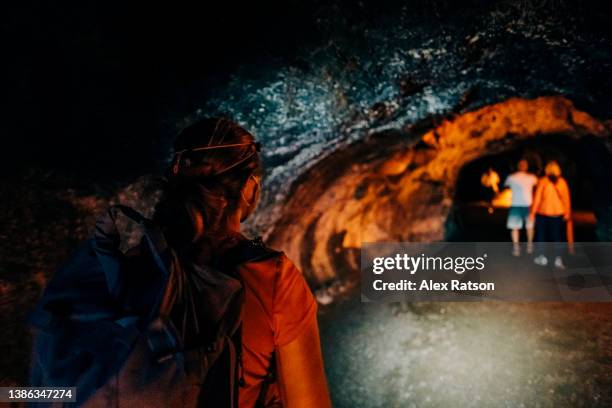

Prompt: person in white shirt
xmin=504 ymin=159 xmax=538 ymax=256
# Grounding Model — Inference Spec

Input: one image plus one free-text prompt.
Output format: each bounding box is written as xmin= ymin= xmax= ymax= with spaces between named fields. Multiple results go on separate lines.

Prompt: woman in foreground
xmin=154 ymin=117 xmax=331 ymax=407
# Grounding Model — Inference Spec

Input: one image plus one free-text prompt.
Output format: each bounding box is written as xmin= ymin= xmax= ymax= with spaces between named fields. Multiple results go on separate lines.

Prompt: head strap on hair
xmin=172 ymin=142 xmax=261 ymax=175
xmin=175 ymin=142 xmax=256 ymax=155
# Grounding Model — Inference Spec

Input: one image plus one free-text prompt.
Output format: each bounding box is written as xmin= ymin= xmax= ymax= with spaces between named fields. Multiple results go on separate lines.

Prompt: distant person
xmin=481 ymin=167 xmax=501 ymax=213
xmin=504 ymin=159 xmax=538 ymax=256
xmin=530 ymin=160 xmax=572 ymax=269
xmin=481 ymin=167 xmax=501 ymax=195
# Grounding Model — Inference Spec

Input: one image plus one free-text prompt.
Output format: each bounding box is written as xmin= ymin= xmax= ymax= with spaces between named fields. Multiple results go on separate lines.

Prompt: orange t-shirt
xmin=237 ymin=252 xmax=318 ymax=407
xmin=531 ymin=177 xmax=571 ymax=218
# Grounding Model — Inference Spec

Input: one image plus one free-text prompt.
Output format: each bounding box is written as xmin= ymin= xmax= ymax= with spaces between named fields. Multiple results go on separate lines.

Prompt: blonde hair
xmin=544 ymin=161 xmax=561 ymax=177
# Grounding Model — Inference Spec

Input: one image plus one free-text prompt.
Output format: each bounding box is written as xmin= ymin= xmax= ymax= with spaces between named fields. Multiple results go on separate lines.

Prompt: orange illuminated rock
xmin=268 ymin=96 xmax=611 ymax=284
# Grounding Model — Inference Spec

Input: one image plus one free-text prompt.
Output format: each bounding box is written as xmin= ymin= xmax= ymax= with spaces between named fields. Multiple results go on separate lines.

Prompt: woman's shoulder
xmin=537 ymin=176 xmax=552 ymax=186
xmin=239 ymin=246 xmax=317 ymax=345
xmin=240 ymin=244 xmax=301 ymax=281
xmin=217 ymin=237 xmax=282 ymax=268
xmin=252 ymin=251 xmax=316 ymax=347
xmin=238 ymin=243 xmax=311 ymax=300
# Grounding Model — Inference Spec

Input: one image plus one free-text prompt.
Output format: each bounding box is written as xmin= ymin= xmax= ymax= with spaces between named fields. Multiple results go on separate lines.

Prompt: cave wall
xmin=268 ymin=96 xmax=611 ymax=284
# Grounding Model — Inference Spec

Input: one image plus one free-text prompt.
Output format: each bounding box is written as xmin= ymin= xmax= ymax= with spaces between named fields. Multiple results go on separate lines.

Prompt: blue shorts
xmin=507 ymin=206 xmax=533 ymax=229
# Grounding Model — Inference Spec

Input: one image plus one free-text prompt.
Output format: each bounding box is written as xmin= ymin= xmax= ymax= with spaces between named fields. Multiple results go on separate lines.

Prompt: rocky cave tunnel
xmin=267 ymin=96 xmax=612 ymax=287
xmin=4 ymin=1 xmax=612 ymax=404
xmin=0 ymin=0 xmax=612 ymax=407
xmin=266 ymin=95 xmax=612 ymax=407
xmin=2 ymin=96 xmax=612 ymax=406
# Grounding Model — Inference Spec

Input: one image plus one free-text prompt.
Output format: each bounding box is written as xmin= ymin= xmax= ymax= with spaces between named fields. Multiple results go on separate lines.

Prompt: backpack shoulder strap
xmin=214 ymin=237 xmax=281 ymax=272
xmin=212 ymin=237 xmax=280 ymax=407
xmin=255 ymin=351 xmax=277 ymax=408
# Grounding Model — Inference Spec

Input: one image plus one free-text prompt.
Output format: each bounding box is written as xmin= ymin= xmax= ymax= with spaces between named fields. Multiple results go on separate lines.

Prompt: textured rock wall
xmin=269 ymin=96 xmax=611 ymax=284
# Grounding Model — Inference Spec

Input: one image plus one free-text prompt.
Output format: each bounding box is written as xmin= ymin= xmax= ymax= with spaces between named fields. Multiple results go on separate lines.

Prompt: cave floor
xmin=319 ymin=298 xmax=612 ymax=408
xmin=3 ymin=264 xmax=612 ymax=407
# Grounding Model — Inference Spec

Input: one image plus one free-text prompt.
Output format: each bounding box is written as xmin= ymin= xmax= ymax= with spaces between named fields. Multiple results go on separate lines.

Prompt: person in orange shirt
xmin=529 ymin=160 xmax=572 ymax=269
xmin=154 ymin=118 xmax=332 ymax=407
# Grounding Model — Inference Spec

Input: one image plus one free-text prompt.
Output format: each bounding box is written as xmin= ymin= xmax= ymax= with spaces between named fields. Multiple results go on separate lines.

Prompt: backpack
xmin=29 ymin=205 xmax=279 ymax=407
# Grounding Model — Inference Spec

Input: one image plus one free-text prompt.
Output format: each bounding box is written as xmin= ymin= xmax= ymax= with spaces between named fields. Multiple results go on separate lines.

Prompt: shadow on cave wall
xmin=446 ymin=134 xmax=612 ymax=242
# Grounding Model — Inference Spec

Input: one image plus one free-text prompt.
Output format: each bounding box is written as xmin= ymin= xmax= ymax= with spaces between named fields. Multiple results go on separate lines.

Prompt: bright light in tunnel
xmin=492 ymin=189 xmax=513 ymax=208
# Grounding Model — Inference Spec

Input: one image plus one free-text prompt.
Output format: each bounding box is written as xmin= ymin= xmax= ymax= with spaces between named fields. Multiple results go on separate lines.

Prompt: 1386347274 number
xmin=0 ymin=387 xmax=76 ymax=402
